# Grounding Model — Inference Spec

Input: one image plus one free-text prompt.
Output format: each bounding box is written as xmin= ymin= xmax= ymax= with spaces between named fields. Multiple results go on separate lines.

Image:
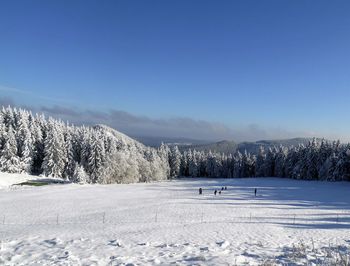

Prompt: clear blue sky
xmin=1 ymin=0 xmax=350 ymax=141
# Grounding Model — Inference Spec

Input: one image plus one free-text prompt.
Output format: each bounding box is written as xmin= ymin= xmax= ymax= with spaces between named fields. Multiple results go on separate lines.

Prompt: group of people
xmin=198 ymin=186 xmax=227 ymax=195
xmin=214 ymin=186 xmax=227 ymax=195
xmin=198 ymin=187 xmax=258 ymax=196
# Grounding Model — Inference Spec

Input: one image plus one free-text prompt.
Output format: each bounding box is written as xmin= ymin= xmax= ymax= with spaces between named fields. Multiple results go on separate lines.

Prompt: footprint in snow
xmin=200 ymin=247 xmax=209 ymax=252
xmin=216 ymin=240 xmax=230 ymax=249
xmin=241 ymin=251 xmax=260 ymax=259
xmin=137 ymin=242 xmax=149 ymax=246
xmin=108 ymin=240 xmax=123 ymax=247
xmin=58 ymin=251 xmax=69 ymax=260
xmin=42 ymin=238 xmax=59 ymax=247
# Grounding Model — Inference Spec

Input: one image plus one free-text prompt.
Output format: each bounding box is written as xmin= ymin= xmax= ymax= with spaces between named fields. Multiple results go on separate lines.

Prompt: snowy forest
xmin=0 ymin=106 xmax=350 ymax=183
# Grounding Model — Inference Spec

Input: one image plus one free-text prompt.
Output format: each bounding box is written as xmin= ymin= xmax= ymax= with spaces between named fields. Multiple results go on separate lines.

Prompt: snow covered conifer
xmin=64 ymin=128 xmax=76 ymax=180
xmin=42 ymin=119 xmax=66 ymax=177
xmin=319 ymin=152 xmax=338 ymax=181
xmin=274 ymin=146 xmax=287 ymax=178
xmin=233 ymin=151 xmax=243 ymax=177
xmin=0 ymin=125 xmax=20 ymax=173
xmin=169 ymin=145 xmax=181 ymax=177
xmin=16 ymin=110 xmax=33 ymax=173
xmin=255 ymin=146 xmax=266 ymax=177
xmin=180 ymin=151 xmax=189 ymax=176
xmin=188 ymin=149 xmax=199 ymax=177
xmin=305 ymin=138 xmax=319 ymax=180
xmin=88 ymin=131 xmax=106 ymax=183
xmin=72 ymin=162 xmax=88 ymax=183
xmin=263 ymin=148 xmax=276 ymax=177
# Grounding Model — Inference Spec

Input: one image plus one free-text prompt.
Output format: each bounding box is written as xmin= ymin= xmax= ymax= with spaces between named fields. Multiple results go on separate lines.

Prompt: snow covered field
xmin=1 ymin=174 xmax=350 ymax=265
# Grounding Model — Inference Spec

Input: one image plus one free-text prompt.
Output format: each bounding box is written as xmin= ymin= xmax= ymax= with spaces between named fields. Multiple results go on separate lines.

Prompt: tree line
xmin=168 ymin=139 xmax=350 ymax=181
xmin=0 ymin=106 xmax=169 ymax=183
xmin=0 ymin=106 xmax=349 ymax=183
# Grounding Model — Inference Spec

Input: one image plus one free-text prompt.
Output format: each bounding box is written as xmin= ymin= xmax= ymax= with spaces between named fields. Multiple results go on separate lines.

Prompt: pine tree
xmin=333 ymin=147 xmax=350 ymax=181
xmin=72 ymin=162 xmax=88 ymax=183
xmin=169 ymin=146 xmax=181 ymax=177
xmin=64 ymin=128 xmax=76 ymax=180
xmin=305 ymin=138 xmax=319 ymax=180
xmin=255 ymin=146 xmax=266 ymax=177
xmin=158 ymin=143 xmax=170 ymax=178
xmin=263 ymin=148 xmax=276 ymax=177
xmin=0 ymin=125 xmax=20 ymax=173
xmin=16 ymin=110 xmax=33 ymax=173
xmin=233 ymin=151 xmax=242 ymax=177
xmin=88 ymin=131 xmax=106 ymax=183
xmin=31 ymin=114 xmax=45 ymax=174
xmin=188 ymin=149 xmax=199 ymax=177
xmin=319 ymin=152 xmax=338 ymax=181
xmin=42 ymin=120 xmax=66 ymax=177
xmin=275 ymin=146 xmax=287 ymax=178
xmin=180 ymin=151 xmax=189 ymax=176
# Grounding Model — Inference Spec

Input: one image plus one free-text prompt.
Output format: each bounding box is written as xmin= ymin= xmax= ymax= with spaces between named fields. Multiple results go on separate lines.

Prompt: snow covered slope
xmin=0 ymin=176 xmax=350 ymax=265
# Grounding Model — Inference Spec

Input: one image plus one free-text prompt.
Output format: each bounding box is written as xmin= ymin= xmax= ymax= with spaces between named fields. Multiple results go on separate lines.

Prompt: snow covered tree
xmin=169 ymin=146 xmax=181 ymax=177
xmin=31 ymin=114 xmax=46 ymax=174
xmin=16 ymin=110 xmax=33 ymax=173
xmin=332 ymin=148 xmax=350 ymax=181
xmin=180 ymin=151 xmax=189 ymax=176
xmin=42 ymin=119 xmax=66 ymax=177
xmin=188 ymin=150 xmax=199 ymax=177
xmin=319 ymin=152 xmax=338 ymax=181
xmin=241 ymin=150 xmax=254 ymax=177
xmin=305 ymin=138 xmax=319 ymax=180
xmin=0 ymin=125 xmax=20 ymax=173
xmin=158 ymin=143 xmax=170 ymax=178
xmin=233 ymin=151 xmax=243 ymax=177
xmin=274 ymin=146 xmax=287 ymax=178
xmin=206 ymin=151 xmax=217 ymax=177
xmin=63 ymin=128 xmax=76 ymax=180
xmin=87 ymin=131 xmax=106 ymax=183
xmin=263 ymin=148 xmax=275 ymax=177
xmin=72 ymin=162 xmax=88 ymax=183
xmin=255 ymin=146 xmax=266 ymax=177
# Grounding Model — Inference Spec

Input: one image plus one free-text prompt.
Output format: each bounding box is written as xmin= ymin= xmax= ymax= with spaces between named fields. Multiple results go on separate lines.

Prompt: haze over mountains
xmin=135 ymin=136 xmax=325 ymax=154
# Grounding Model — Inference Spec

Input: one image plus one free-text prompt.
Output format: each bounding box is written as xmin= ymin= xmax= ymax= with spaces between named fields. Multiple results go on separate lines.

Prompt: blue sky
xmin=1 ymin=0 xmax=350 ymax=141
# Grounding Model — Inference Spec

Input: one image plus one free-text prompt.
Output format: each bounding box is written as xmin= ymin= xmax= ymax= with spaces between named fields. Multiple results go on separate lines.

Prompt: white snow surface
xmin=1 ymin=174 xmax=350 ymax=265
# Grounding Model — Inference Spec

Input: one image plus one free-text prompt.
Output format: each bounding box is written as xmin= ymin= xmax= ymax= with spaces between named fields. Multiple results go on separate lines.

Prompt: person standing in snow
xmin=199 ymin=188 xmax=202 ymax=195
xmin=254 ymin=188 xmax=257 ymax=197
xmin=214 ymin=190 xmax=217 ymax=196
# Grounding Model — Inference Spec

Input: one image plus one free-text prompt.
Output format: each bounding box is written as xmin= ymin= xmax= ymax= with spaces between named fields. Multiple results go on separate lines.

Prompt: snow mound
xmin=0 ymin=172 xmax=65 ymax=190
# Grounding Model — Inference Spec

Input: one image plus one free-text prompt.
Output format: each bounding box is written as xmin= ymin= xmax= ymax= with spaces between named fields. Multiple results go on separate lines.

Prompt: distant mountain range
xmin=131 ymin=135 xmax=212 ymax=147
xmin=235 ymin=138 xmax=325 ymax=154
xmin=135 ymin=136 xmax=325 ymax=154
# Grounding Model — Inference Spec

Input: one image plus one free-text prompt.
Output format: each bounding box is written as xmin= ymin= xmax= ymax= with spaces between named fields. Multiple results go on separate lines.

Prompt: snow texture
xmin=1 ymin=174 xmax=349 ymax=265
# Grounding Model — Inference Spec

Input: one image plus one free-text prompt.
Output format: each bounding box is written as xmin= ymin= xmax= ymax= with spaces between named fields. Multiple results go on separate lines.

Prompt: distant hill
xmin=237 ymin=138 xmax=324 ymax=154
xmin=132 ymin=135 xmax=212 ymax=147
xmin=178 ymin=140 xmax=237 ymax=154
xmin=178 ymin=137 xmax=324 ymax=154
